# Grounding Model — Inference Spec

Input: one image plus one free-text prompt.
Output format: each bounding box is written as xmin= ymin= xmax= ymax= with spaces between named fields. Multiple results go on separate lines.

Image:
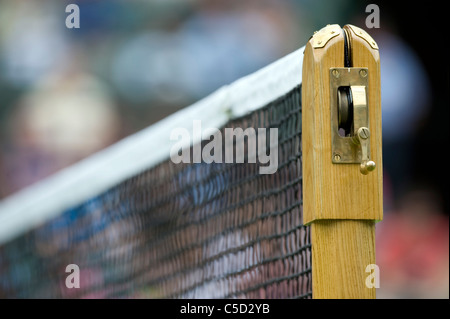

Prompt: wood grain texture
xmin=302 ymin=25 xmax=382 ymax=299
xmin=302 ymin=25 xmax=383 ymax=224
xmin=311 ymin=220 xmax=376 ymax=299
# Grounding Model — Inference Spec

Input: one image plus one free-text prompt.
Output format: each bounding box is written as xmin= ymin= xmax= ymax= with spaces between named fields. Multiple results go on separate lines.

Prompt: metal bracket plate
xmin=346 ymin=25 xmax=378 ymax=50
xmin=330 ymin=67 xmax=369 ymax=164
xmin=311 ymin=24 xmax=341 ymax=49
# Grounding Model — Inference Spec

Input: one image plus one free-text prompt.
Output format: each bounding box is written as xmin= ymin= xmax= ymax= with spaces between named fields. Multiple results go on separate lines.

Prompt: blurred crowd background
xmin=0 ymin=0 xmax=447 ymax=298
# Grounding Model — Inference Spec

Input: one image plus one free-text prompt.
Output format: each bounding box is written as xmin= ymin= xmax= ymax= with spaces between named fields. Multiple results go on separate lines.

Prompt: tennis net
xmin=0 ymin=46 xmax=311 ymax=298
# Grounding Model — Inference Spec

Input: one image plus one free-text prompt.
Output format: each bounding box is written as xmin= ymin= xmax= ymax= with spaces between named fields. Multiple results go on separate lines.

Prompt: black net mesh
xmin=0 ymin=85 xmax=311 ymax=299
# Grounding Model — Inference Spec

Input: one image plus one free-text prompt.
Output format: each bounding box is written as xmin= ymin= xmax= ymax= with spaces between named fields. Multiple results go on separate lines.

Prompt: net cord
xmin=0 ymin=46 xmax=305 ymax=245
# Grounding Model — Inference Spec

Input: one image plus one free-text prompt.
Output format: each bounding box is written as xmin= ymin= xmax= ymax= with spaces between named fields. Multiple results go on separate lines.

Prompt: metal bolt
xmin=332 ymin=69 xmax=340 ymax=78
xmin=317 ymin=40 xmax=322 ymax=45
xmin=358 ymin=127 xmax=370 ymax=139
xmin=359 ymin=69 xmax=368 ymax=77
xmin=334 ymin=154 xmax=341 ymax=162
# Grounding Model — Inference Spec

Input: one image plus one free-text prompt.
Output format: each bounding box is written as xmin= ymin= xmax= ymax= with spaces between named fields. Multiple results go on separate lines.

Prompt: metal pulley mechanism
xmin=330 ymin=68 xmax=376 ymax=175
xmin=328 ymin=25 xmax=377 ymax=175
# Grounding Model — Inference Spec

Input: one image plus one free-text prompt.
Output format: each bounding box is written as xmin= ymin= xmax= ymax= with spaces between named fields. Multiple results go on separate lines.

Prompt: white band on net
xmin=0 ymin=45 xmax=304 ymax=245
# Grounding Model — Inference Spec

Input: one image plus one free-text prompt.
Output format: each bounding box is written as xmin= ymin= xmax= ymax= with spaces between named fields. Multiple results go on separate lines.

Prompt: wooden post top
xmin=302 ymin=24 xmax=383 ymax=224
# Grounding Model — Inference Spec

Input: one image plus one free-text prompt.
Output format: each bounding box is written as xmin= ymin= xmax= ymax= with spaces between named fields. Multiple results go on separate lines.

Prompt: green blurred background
xmin=0 ymin=0 xmax=447 ymax=298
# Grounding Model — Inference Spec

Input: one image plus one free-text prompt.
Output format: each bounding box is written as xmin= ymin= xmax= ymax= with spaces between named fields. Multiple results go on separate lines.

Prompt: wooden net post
xmin=302 ymin=24 xmax=383 ymax=299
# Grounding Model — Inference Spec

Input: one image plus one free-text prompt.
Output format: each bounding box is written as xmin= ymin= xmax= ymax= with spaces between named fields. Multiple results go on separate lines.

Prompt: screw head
xmin=359 ymin=69 xmax=368 ymax=77
xmin=332 ymin=69 xmax=340 ymax=78
xmin=334 ymin=154 xmax=341 ymax=162
xmin=358 ymin=127 xmax=370 ymax=139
